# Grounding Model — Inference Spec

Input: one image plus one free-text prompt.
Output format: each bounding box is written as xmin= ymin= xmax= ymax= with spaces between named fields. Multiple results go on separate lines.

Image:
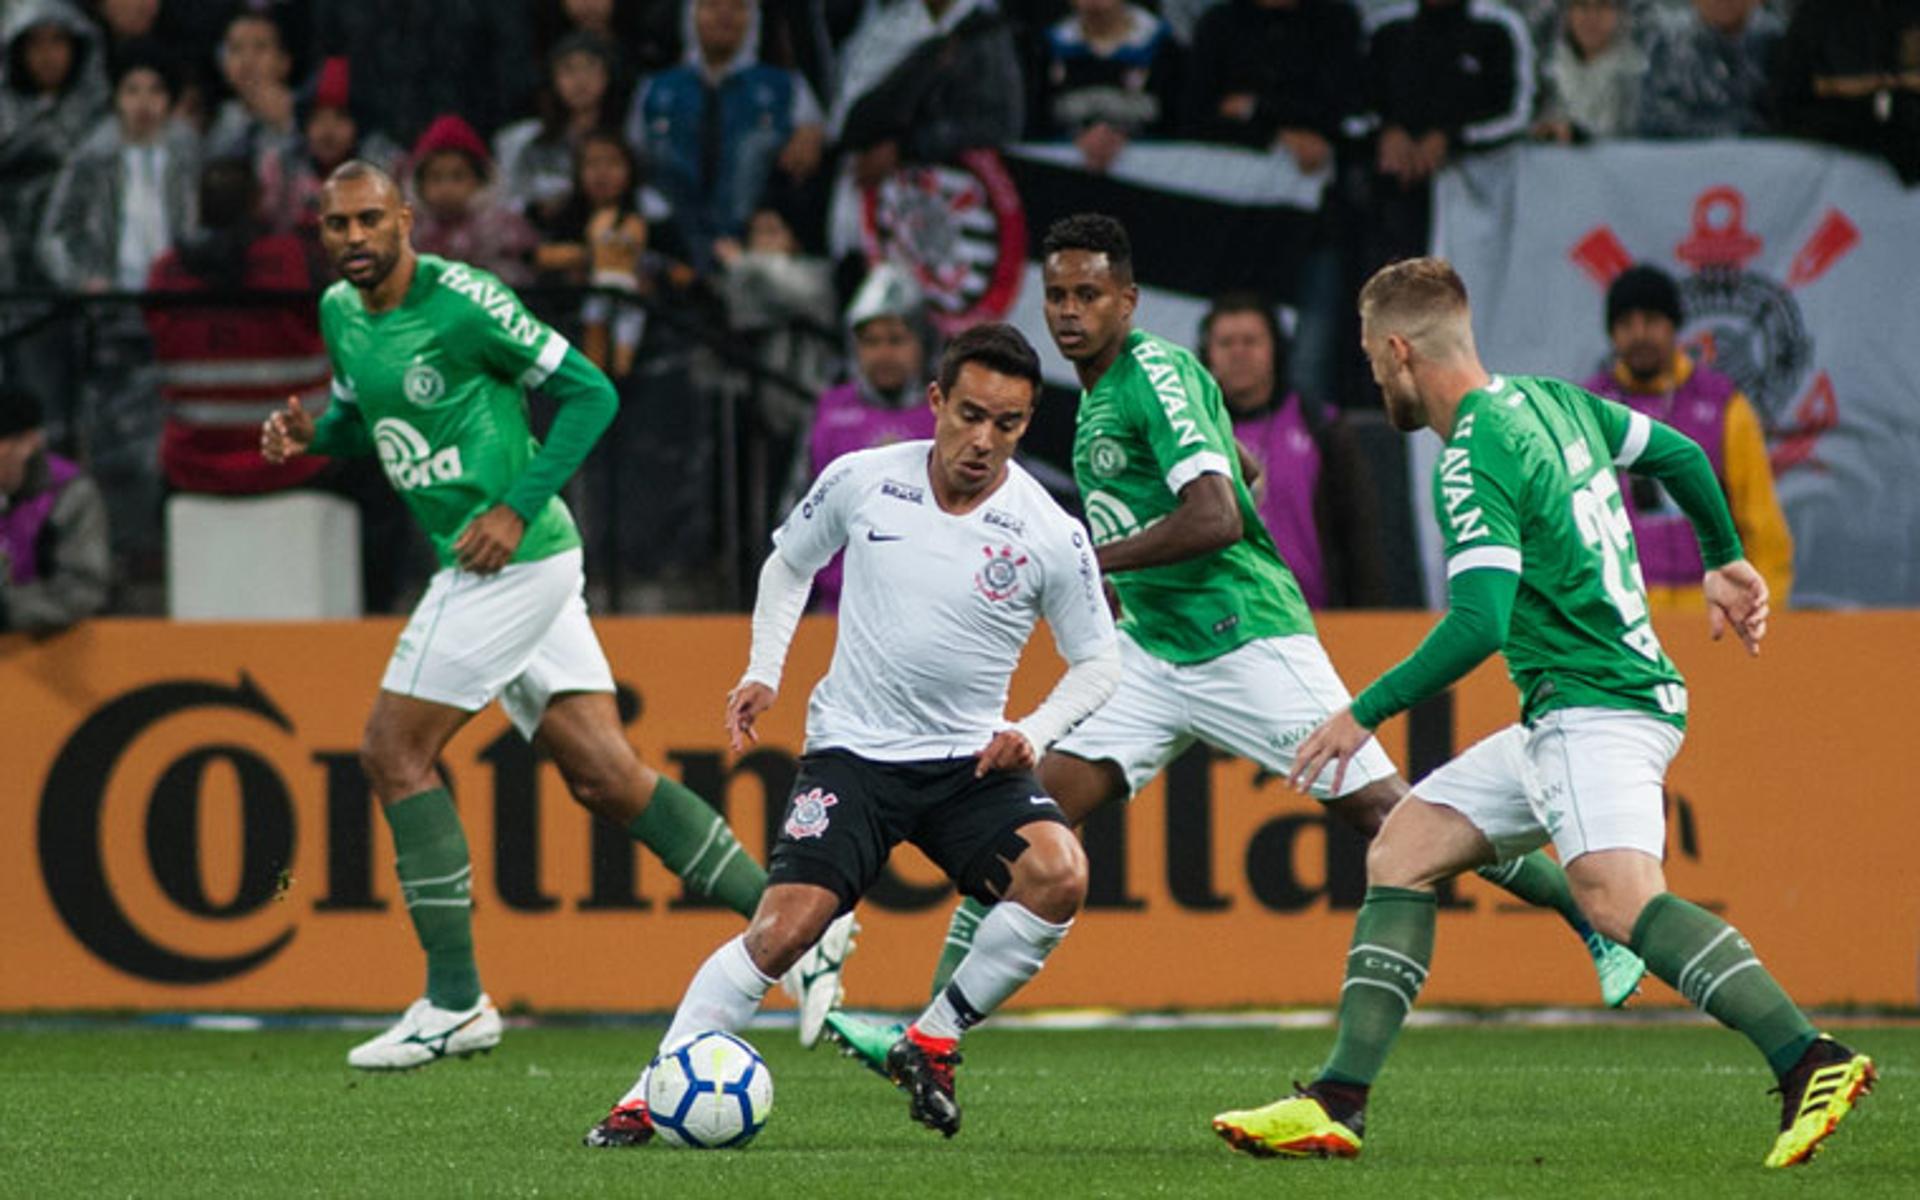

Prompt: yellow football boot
xmin=1212 ymin=1090 xmax=1363 ymax=1159
xmin=1764 ymin=1037 xmax=1876 ymax=1168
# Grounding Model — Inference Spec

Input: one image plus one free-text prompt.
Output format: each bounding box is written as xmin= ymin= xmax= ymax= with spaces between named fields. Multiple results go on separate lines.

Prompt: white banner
xmin=1427 ymin=140 xmax=1920 ymax=608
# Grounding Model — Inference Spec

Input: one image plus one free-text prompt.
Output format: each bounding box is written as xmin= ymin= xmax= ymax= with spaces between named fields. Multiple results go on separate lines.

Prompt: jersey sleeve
xmin=1123 ymin=346 xmax=1236 ymax=497
xmin=1039 ymin=517 xmax=1117 ymax=664
xmin=1564 ymin=380 xmax=1641 ymax=465
xmin=459 ymin=269 xmax=573 ymax=390
xmin=770 ymin=452 xmax=860 ymax=574
xmin=1433 ymin=406 xmax=1524 ymax=582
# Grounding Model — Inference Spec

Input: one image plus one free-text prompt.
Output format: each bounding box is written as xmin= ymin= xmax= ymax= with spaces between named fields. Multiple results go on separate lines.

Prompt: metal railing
xmin=0 ymin=283 xmax=843 ymax=614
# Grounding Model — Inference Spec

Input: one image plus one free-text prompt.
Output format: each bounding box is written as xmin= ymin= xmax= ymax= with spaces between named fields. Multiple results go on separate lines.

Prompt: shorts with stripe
xmin=381 ymin=547 xmax=614 ymax=739
xmin=1413 ymin=707 xmax=1683 ymax=865
xmin=1050 ymin=631 xmax=1398 ymax=801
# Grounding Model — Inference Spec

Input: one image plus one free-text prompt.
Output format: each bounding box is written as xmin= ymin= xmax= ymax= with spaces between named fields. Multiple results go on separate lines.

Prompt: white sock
xmin=915 ymin=901 xmax=1072 ymax=1041
xmin=620 ymin=935 xmax=775 ymax=1105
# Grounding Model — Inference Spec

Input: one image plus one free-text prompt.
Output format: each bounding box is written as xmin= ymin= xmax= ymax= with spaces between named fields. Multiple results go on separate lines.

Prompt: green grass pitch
xmin=3 ymin=1022 xmax=1912 ymax=1197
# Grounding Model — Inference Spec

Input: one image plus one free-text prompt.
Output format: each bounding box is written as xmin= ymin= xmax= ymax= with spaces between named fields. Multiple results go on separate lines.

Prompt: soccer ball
xmin=644 ymin=1031 xmax=774 ymax=1149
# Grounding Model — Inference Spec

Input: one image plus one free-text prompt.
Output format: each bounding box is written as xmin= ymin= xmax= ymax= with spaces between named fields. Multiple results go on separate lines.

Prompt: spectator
xmin=205 ymin=9 xmax=296 ymax=162
xmin=718 ymin=203 xmax=840 ymax=430
xmin=37 ymin=43 xmax=198 ymax=293
xmin=1581 ymin=264 xmax=1794 ymax=610
xmin=534 ymin=0 xmax=674 ymax=95
xmin=1365 ymin=0 xmax=1535 ymax=261
xmin=407 ymin=113 xmax=539 ymax=287
xmin=0 ymin=0 xmax=109 ymax=282
xmin=534 ymin=127 xmax=662 ymax=378
xmin=792 ymin=262 xmax=936 ymax=611
xmin=257 ymin=56 xmax=402 ymax=249
xmin=1184 ymin=0 xmax=1361 ymax=171
xmin=495 ymin=33 xmax=625 ymax=228
xmin=1635 ymin=0 xmax=1782 ymax=137
xmin=144 ymin=156 xmax=329 ymax=495
xmin=312 ymin=0 xmax=535 ymax=144
xmin=1200 ymin=292 xmax=1384 ymax=609
xmin=829 ymin=0 xmax=1024 ymax=187
xmin=1031 ymin=0 xmax=1182 ymax=171
xmin=1773 ymin=0 xmax=1920 ymax=185
xmin=627 ymin=0 xmax=825 ymax=271
xmin=1532 ymin=0 xmax=1645 ymax=141
xmin=0 ymin=385 xmax=111 ymax=635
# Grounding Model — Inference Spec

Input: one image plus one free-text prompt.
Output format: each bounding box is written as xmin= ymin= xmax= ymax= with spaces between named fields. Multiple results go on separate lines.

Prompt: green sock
xmin=1629 ymin=893 xmax=1818 ymax=1076
xmin=384 ymin=787 xmax=480 ymax=1011
xmin=1320 ymin=886 xmax=1436 ymax=1086
xmin=1477 ymin=851 xmax=1596 ymax=940
xmin=628 ymin=776 xmax=766 ymax=918
xmin=929 ymin=897 xmax=991 ymax=999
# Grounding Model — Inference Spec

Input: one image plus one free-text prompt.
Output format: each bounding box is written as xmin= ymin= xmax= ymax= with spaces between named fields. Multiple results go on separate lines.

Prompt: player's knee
xmin=358 ymin=730 xmax=430 ymax=800
xmin=557 ymin=750 xmax=639 ymax=820
xmin=1364 ymin=831 xmax=1436 ymax=890
xmin=742 ymin=904 xmax=831 ymax=978
xmin=1009 ymin=828 xmax=1088 ymax=921
xmin=1572 ymin=889 xmax=1643 ymax=945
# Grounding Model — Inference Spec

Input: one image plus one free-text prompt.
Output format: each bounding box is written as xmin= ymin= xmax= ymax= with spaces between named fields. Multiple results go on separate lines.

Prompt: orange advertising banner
xmin=2 ymin=612 xmax=1914 ymax=1012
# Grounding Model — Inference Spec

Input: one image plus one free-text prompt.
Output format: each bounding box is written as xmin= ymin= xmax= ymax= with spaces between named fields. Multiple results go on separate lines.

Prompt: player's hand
xmin=975 ymin=729 xmax=1037 ymax=777
xmin=1287 ymin=706 xmax=1373 ymax=797
xmin=260 ymin=394 xmax=315 ymax=464
xmin=724 ymin=681 xmax=776 ymax=753
xmin=1704 ymin=559 xmax=1770 ymax=657
xmin=452 ymin=505 xmax=526 ymax=575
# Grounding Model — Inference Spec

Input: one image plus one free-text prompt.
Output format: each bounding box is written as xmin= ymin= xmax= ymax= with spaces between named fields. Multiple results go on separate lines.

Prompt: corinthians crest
xmin=974 ymin=544 xmax=1029 ymax=602
xmin=1570 ymin=186 xmax=1855 ymax=472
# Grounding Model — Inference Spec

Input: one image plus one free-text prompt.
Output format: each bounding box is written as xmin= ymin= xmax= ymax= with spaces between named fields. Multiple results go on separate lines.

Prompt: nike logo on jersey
xmin=1029 ymin=795 xmax=1053 ymax=806
xmin=866 ymin=531 xmax=905 ymax=542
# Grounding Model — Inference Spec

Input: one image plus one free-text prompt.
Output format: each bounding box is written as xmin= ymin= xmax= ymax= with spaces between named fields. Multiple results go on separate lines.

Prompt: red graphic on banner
xmin=1570 ymin=184 xmax=1860 ymax=473
xmin=859 ymin=149 xmax=1028 ymax=335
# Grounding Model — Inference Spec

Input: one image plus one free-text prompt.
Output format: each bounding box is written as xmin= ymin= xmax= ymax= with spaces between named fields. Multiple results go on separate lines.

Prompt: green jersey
xmin=319 ymin=255 xmax=580 ymax=567
xmin=1072 ymin=329 xmax=1315 ymax=663
xmin=1439 ymin=374 xmax=1689 ymax=726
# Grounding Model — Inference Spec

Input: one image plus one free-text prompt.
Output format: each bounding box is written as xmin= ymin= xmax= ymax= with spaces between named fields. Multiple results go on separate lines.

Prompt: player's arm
xmin=497 ymin=345 xmax=618 ymax=525
xmin=982 ymin=522 xmax=1123 ymax=775
xmin=1289 ymin=421 xmax=1523 ymax=794
xmin=1095 ymin=473 xmax=1242 ymax=573
xmin=725 ymin=457 xmax=856 ymax=749
xmin=726 ymin=547 xmax=816 ymax=751
xmin=1591 ymin=388 xmax=1769 ymax=650
xmin=1097 ymin=352 xmax=1245 ymax=573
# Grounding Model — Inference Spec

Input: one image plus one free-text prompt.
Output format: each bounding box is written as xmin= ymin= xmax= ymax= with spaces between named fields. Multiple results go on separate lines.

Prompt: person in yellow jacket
xmin=1582 ymin=263 xmax=1793 ymax=610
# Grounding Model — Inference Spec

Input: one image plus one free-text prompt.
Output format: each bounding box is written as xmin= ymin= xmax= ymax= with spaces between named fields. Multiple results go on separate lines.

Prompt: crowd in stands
xmin=0 ymin=0 xmax=1902 ymax=622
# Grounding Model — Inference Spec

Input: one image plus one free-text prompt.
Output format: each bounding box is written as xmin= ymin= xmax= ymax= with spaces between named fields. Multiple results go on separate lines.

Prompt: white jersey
xmin=775 ymin=441 xmax=1116 ymax=761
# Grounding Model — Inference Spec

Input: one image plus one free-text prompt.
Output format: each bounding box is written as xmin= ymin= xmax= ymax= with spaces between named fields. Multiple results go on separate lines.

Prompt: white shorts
xmin=382 ymin=547 xmax=615 ymax=739
xmin=1052 ymin=632 xmax=1399 ymax=801
xmin=1414 ymin=707 xmax=1684 ymax=865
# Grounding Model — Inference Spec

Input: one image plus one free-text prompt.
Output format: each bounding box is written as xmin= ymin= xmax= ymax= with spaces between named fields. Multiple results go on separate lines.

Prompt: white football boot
xmin=781 ymin=912 xmax=859 ymax=1048
xmin=347 ymin=994 xmax=502 ymax=1070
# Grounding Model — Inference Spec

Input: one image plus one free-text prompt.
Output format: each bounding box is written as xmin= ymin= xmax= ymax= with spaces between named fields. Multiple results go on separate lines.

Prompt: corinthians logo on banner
xmin=859 ymin=148 xmax=1027 ymax=334
xmin=1569 ymin=185 xmax=1857 ymax=474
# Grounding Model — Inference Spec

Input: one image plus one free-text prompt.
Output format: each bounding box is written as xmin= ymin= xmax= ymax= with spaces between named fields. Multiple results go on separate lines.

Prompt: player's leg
xmin=347 ymin=689 xmax=498 ymax=1069
xmin=891 ymin=639 xmax=1174 ymax=1012
xmin=915 ymin=750 xmax=1125 ymax=998
xmin=348 ymin=549 xmax=589 ymax=1068
xmin=1213 ymin=725 xmax=1531 ymax=1157
xmin=588 ymin=749 xmax=890 ymax=1146
xmin=508 ymin=594 xmax=857 ymax=1046
xmin=1208 ymin=634 xmax=1643 ymax=1004
xmin=585 ymin=881 xmax=840 ymax=1147
xmin=891 ymin=784 xmax=1088 ymax=1138
xmin=1536 ymin=711 xmax=1873 ymax=1167
xmin=530 ymin=690 xmax=766 ymax=917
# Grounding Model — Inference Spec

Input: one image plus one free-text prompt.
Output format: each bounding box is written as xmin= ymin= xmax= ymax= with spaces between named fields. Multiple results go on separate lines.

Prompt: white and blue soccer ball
xmin=644 ymin=1031 xmax=774 ymax=1149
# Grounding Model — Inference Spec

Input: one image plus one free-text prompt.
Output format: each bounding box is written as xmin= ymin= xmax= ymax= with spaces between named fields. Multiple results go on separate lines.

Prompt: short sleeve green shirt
xmin=1072 ymin=329 xmax=1314 ymax=663
xmin=1439 ymin=374 xmax=1689 ymax=726
xmin=319 ymin=255 xmax=580 ymax=567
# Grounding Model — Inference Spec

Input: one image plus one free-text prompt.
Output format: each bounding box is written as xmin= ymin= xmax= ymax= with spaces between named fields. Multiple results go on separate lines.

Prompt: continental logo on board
xmin=31 ymin=673 xmax=1465 ymax=987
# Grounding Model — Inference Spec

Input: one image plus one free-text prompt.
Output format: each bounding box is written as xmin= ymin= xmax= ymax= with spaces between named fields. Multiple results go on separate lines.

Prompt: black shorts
xmin=766 ymin=748 xmax=1069 ymax=912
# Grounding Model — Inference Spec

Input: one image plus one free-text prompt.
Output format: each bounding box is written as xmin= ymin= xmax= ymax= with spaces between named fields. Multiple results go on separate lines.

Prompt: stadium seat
xmin=166 ymin=492 xmax=363 ymax=619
